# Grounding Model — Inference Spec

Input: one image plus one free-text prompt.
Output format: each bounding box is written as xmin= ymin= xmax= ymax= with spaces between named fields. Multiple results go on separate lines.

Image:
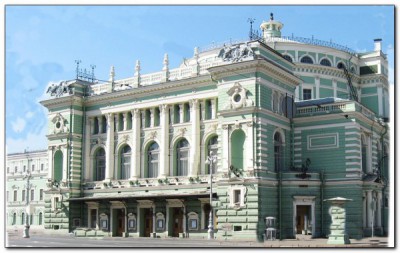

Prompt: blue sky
xmin=5 ymin=5 xmax=395 ymax=154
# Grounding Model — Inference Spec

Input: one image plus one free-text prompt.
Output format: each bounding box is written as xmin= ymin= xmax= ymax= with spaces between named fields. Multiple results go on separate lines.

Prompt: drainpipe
xmin=320 ymin=170 xmax=325 ymax=237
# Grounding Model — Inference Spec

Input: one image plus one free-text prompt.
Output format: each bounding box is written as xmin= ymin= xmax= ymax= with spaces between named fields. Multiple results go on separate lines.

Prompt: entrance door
xmin=144 ymin=209 xmax=153 ymax=237
xmin=116 ymin=209 xmax=125 ymax=236
xmin=296 ymin=205 xmax=311 ymax=234
xmin=172 ymin=207 xmax=183 ymax=237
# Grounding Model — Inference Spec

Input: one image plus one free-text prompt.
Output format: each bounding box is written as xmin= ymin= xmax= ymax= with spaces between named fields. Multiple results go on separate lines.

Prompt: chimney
xmin=374 ymin=38 xmax=382 ymax=51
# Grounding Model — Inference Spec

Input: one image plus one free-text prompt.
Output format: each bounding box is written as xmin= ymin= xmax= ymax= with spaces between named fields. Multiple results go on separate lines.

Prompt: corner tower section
xmin=40 ymin=80 xmax=87 ymax=233
xmin=208 ymin=40 xmax=300 ymax=241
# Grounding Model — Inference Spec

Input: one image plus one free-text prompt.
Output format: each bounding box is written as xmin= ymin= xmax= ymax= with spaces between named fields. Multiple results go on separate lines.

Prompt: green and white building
xmin=38 ymin=14 xmax=390 ymax=241
xmin=6 ymin=150 xmax=48 ymax=231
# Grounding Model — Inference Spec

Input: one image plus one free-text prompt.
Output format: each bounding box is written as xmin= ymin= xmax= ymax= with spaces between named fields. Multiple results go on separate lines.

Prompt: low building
xmin=36 ymin=14 xmax=389 ymax=241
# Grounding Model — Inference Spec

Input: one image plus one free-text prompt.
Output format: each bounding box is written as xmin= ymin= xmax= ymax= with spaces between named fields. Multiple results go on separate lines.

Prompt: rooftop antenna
xmin=75 ymin=60 xmax=81 ymax=79
xmin=247 ymin=18 xmax=255 ymax=40
xmin=90 ymin=64 xmax=96 ymax=83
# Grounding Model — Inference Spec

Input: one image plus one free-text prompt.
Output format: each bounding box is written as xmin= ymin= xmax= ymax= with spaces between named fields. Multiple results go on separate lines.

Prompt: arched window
xmin=231 ymin=130 xmax=246 ymax=170
xmin=300 ymin=56 xmax=313 ymax=64
xmin=176 ymin=139 xmax=189 ymax=176
xmin=53 ymin=150 xmax=63 ymax=183
xmin=39 ymin=212 xmax=43 ymax=225
xmin=120 ymin=145 xmax=131 ymax=179
xmin=320 ymin=58 xmax=331 ymax=67
xmin=147 ymin=142 xmax=159 ymax=178
xmin=207 ymin=136 xmax=218 ymax=174
xmin=337 ymin=62 xmax=345 ymax=69
xmin=361 ymin=135 xmax=368 ymax=173
xmin=274 ymin=132 xmax=284 ymax=172
xmin=95 ymin=148 xmax=106 ymax=181
xmin=283 ymin=54 xmax=293 ymax=63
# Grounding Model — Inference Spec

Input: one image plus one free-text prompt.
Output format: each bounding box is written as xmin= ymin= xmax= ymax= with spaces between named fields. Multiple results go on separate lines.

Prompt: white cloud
xmin=6 ymin=124 xmax=48 ymax=154
xmin=11 ymin=117 xmax=26 ymax=133
xmin=25 ymin=111 xmax=35 ymax=119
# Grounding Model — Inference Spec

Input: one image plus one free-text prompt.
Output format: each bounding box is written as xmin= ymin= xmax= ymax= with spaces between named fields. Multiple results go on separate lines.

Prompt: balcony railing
xmin=82 ymin=175 xmax=211 ymax=190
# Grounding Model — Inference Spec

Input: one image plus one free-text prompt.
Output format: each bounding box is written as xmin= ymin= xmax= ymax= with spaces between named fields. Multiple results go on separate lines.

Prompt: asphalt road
xmin=6 ymin=234 xmax=264 ymax=248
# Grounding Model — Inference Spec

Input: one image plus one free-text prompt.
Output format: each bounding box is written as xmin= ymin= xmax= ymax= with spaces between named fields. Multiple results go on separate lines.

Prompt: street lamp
xmin=205 ymin=151 xmax=217 ymax=240
xmin=22 ymin=169 xmax=32 ymax=238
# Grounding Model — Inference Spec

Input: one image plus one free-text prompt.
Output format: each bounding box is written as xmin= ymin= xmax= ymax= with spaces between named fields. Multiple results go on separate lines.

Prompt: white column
xmin=90 ymin=117 xmax=95 ymax=135
xmin=97 ymin=116 xmax=102 ymax=134
xmin=115 ymin=114 xmax=119 ymax=132
xmin=333 ymin=79 xmax=337 ymax=98
xmin=150 ymin=108 xmax=155 ymax=128
xmin=143 ymin=111 xmax=148 ymax=129
xmin=105 ymin=113 xmax=114 ymax=181
xmin=170 ymin=105 xmax=175 ymax=125
xmin=377 ymin=84 xmax=383 ymax=116
xmin=222 ymin=125 xmax=229 ymax=172
xmin=210 ymin=99 xmax=216 ymax=119
xmin=315 ymin=76 xmax=320 ymax=99
xmin=183 ymin=204 xmax=187 ymax=237
xmin=62 ymin=145 xmax=68 ymax=182
xmin=159 ymin=104 xmax=169 ymax=178
xmin=377 ymin=191 xmax=382 ymax=227
xmin=246 ymin=122 xmax=254 ymax=171
xmin=189 ymin=99 xmax=200 ymax=176
xmin=179 ymin=104 xmax=184 ymax=123
xmin=48 ymin=147 xmax=54 ymax=180
xmin=165 ymin=206 xmax=169 ymax=236
xmin=130 ymin=109 xmax=141 ymax=179
xmin=84 ymin=117 xmax=92 ymax=181
xmin=366 ymin=190 xmax=372 ymax=228
xmin=200 ymin=100 xmax=205 ymax=121
xmin=123 ymin=112 xmax=128 ymax=131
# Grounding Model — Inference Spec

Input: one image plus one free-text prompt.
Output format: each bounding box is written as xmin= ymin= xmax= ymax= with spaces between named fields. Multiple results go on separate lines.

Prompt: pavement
xmin=5 ymin=229 xmax=390 ymax=248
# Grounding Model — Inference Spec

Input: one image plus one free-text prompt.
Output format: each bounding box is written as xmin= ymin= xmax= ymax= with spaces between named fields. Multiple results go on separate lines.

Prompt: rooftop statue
xmin=46 ymin=81 xmax=72 ymax=97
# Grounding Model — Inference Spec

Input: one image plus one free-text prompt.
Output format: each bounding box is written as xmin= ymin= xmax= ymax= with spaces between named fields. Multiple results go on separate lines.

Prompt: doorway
xmin=172 ymin=207 xmax=183 ymax=237
xmin=114 ymin=208 xmax=125 ymax=237
xmin=143 ymin=208 xmax=153 ymax=237
xmin=296 ymin=205 xmax=311 ymax=235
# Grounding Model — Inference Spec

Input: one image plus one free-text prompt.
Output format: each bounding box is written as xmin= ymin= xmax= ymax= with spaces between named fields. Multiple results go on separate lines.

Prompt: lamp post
xmin=23 ymin=169 xmax=32 ymax=238
xmin=205 ymin=151 xmax=217 ymax=240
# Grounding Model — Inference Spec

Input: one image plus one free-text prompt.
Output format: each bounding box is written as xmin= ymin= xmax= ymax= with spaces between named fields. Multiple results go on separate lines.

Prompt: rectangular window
xmin=15 ymin=166 xmax=18 ymax=173
xmin=41 ymin=164 xmax=44 ymax=171
xmin=233 ymin=190 xmax=241 ymax=205
xmin=40 ymin=189 xmax=44 ymax=201
xmin=31 ymin=189 xmax=34 ymax=201
xmin=303 ymin=89 xmax=312 ymax=100
xmin=14 ymin=191 xmax=17 ymax=201
xmin=32 ymin=164 xmax=35 ymax=171
xmin=185 ymin=103 xmax=190 ymax=122
xmin=23 ymin=165 xmax=26 ymax=172
xmin=22 ymin=190 xmax=26 ymax=202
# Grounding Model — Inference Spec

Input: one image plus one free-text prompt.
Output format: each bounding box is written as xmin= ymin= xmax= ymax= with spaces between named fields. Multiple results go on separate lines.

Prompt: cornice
xmin=208 ymin=59 xmax=301 ymax=88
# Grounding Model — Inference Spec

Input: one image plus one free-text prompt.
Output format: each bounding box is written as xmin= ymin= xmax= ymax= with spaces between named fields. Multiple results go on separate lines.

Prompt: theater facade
xmin=39 ymin=15 xmax=390 ymax=241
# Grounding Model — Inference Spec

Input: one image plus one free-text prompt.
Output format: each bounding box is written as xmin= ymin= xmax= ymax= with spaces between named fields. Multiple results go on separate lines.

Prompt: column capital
xmin=106 ymin=113 xmax=114 ymax=120
xmin=159 ymin=104 xmax=169 ymax=113
xmin=190 ymin=99 xmax=199 ymax=108
xmin=131 ymin=108 xmax=141 ymax=118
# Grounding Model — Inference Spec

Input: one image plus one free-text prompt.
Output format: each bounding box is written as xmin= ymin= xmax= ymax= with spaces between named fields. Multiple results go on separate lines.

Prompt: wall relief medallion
xmin=225 ymin=82 xmax=254 ymax=110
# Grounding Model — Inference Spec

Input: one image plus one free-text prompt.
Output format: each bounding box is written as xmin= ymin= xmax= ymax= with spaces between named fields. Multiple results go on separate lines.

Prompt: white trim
xmin=307 ymin=133 xmax=339 ymax=150
xmin=292 ymin=196 xmax=316 ymax=237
